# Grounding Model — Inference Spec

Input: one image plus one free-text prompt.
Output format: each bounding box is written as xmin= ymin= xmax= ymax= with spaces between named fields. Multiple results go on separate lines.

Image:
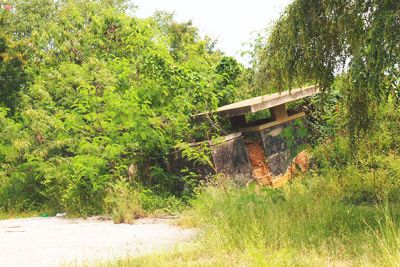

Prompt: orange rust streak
xmin=245 ymin=142 xmax=273 ymax=186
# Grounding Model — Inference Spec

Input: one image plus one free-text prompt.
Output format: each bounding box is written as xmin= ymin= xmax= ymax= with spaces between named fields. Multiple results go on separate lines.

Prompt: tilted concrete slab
xmin=198 ymin=85 xmax=319 ymax=118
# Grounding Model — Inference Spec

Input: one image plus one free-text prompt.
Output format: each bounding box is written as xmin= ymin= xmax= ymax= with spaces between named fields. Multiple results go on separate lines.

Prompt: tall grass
xmin=181 ymin=178 xmax=400 ymax=266
xmin=367 ymin=203 xmax=400 ymax=266
xmin=100 ymin=177 xmax=400 ymax=266
xmin=93 ymin=166 xmax=400 ymax=266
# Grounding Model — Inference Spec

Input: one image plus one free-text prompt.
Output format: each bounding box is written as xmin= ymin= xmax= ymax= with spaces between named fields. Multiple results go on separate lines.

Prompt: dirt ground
xmin=0 ymin=217 xmax=195 ymax=267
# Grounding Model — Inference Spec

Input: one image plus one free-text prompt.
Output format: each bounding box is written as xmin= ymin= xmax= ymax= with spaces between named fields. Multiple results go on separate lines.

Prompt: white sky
xmin=133 ymin=0 xmax=293 ymax=64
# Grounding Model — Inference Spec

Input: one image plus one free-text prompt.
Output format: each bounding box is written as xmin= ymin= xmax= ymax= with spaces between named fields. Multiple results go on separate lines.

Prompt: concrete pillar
xmin=270 ymin=104 xmax=288 ymax=122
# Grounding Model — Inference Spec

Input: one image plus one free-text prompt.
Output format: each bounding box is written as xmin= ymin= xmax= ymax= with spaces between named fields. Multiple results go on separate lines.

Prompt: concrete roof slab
xmin=197 ymin=85 xmax=319 ymax=118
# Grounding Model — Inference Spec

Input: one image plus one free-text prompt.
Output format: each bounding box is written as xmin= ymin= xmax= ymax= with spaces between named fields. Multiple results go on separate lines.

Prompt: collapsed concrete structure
xmin=171 ymin=85 xmax=319 ymax=187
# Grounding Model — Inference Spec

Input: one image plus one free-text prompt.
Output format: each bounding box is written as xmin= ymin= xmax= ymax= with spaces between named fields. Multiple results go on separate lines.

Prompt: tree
xmin=256 ymin=0 xmax=400 ymax=142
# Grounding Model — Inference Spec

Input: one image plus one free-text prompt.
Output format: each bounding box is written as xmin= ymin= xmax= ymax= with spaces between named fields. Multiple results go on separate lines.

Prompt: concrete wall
xmin=168 ymin=133 xmax=253 ymax=183
xmin=169 ymin=119 xmax=308 ymax=183
xmin=210 ymin=134 xmax=253 ymax=183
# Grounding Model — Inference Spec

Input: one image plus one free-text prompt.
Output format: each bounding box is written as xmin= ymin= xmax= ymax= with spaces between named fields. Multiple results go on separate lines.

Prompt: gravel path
xmin=0 ymin=217 xmax=195 ymax=267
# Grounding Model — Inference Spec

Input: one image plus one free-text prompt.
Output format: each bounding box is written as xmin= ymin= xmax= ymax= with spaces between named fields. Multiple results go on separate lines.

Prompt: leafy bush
xmin=311 ymin=136 xmax=351 ymax=169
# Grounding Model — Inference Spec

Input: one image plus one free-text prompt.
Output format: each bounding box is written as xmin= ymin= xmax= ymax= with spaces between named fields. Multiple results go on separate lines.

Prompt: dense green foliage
xmin=0 ymin=0 xmax=246 ymax=215
xmin=0 ymin=30 xmax=25 ymax=114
